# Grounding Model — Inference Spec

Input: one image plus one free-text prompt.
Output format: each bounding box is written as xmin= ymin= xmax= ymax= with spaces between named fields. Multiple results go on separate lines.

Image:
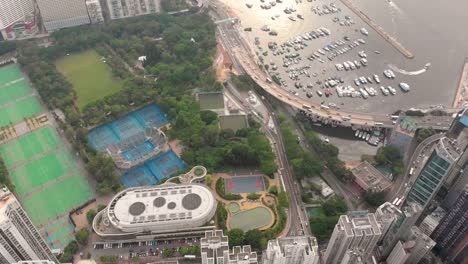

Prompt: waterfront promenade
xmin=452 ymin=58 xmax=468 ymax=108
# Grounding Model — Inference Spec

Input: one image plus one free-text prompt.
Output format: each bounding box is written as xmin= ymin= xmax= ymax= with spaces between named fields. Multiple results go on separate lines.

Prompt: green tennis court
xmin=10 ymin=148 xmax=77 ymax=196
xmin=22 ymin=173 xmax=94 ymax=226
xmin=0 ymin=64 xmax=22 ymax=85
xmin=0 ymin=80 xmax=32 ymax=105
xmin=0 ymin=126 xmax=60 ymax=168
xmin=0 ymin=96 xmax=42 ymax=127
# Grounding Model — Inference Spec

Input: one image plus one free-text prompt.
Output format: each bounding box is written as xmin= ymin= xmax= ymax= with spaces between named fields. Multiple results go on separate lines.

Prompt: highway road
xmin=388 ymin=133 xmax=444 ymax=206
xmin=223 ymin=78 xmax=310 ymax=237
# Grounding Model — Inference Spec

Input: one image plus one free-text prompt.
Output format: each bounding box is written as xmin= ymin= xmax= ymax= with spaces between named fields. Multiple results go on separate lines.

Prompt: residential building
xmin=36 ymin=0 xmax=91 ymax=31
xmin=323 ymin=211 xmax=382 ymax=264
xmin=227 ymin=245 xmax=257 ymax=264
xmin=379 ymin=202 xmax=422 ymax=258
xmin=431 ymin=184 xmax=468 ymax=263
xmin=418 ymin=207 xmax=446 ymax=236
xmin=351 ymin=161 xmax=392 ymax=192
xmin=201 ymin=230 xmax=229 ymax=264
xmin=0 ymin=0 xmax=37 ymax=40
xmin=201 ymin=230 xmax=257 ymax=264
xmin=0 ymin=187 xmax=58 ymax=263
xmin=106 ymin=0 xmax=160 ymax=20
xmin=406 ymin=137 xmax=461 ymax=209
xmin=386 ymin=226 xmax=435 ymax=264
xmin=262 ymin=236 xmax=319 ymax=264
xmin=86 ymin=0 xmax=104 ymax=24
xmin=374 ymin=202 xmax=402 ymax=242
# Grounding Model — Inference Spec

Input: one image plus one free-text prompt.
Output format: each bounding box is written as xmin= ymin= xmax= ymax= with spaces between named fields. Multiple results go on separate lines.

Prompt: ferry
xmin=246 ymin=3 xmax=253 ymax=8
xmin=297 ymin=14 xmax=304 ymax=20
xmin=289 ymin=16 xmax=296 ymax=21
xmin=366 ymin=134 xmax=371 ymax=141
xmin=399 ymin=83 xmax=410 ymax=92
xmin=388 ymin=86 xmax=396 ymax=95
xmin=355 ymin=130 xmax=360 ymax=137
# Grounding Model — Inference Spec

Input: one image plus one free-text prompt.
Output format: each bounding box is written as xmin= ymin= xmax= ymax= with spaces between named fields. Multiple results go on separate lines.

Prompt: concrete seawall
xmin=340 ymin=0 xmax=414 ymax=59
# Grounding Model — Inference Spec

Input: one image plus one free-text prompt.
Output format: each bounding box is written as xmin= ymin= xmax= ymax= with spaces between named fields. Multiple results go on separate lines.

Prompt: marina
xmin=218 ymin=0 xmax=468 ymax=114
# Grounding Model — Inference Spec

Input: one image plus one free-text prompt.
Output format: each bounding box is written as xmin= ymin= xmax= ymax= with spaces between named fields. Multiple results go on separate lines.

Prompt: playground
xmin=121 ymin=150 xmax=186 ymax=188
xmin=87 ymin=104 xmax=170 ymax=152
xmin=229 ymin=207 xmax=274 ymax=231
xmin=225 ymin=176 xmax=265 ymax=194
xmin=0 ymin=64 xmax=94 ymax=250
xmin=55 ymin=50 xmax=124 ymax=109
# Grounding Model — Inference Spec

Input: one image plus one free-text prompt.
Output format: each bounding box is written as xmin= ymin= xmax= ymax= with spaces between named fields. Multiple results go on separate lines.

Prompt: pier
xmin=452 ymin=58 xmax=468 ymax=108
xmin=340 ymin=0 xmax=414 ymax=59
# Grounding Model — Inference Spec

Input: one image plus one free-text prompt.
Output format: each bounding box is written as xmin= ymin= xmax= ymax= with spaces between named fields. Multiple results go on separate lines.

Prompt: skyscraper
xmin=379 ymin=202 xmax=422 ymax=258
xmin=386 ymin=227 xmax=435 ymax=264
xmin=0 ymin=0 xmax=37 ymax=40
xmin=36 ymin=0 xmax=91 ymax=31
xmin=0 ymin=187 xmax=58 ymax=263
xmin=262 ymin=236 xmax=319 ymax=264
xmin=323 ymin=211 xmax=382 ymax=264
xmin=431 ymin=184 xmax=468 ymax=263
xmin=406 ymin=136 xmax=460 ymax=209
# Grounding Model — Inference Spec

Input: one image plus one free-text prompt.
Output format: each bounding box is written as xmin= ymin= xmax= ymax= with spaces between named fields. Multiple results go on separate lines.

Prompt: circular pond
xmin=228 ymin=202 xmax=241 ymax=214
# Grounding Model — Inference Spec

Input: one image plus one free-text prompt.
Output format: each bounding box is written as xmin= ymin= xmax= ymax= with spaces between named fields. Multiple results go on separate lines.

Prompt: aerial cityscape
xmin=0 ymin=0 xmax=467 ymax=263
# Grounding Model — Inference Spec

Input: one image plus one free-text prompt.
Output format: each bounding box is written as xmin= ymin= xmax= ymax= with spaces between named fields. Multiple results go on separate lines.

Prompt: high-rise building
xmin=201 ymin=230 xmax=257 ymax=264
xmin=262 ymin=236 xmax=319 ymax=264
xmin=379 ymin=202 xmax=422 ymax=258
xmin=374 ymin=202 xmax=403 ymax=240
xmin=418 ymin=207 xmax=446 ymax=236
xmin=201 ymin=230 xmax=229 ymax=264
xmin=13 ymin=261 xmax=55 ymax=264
xmin=386 ymin=227 xmax=435 ymax=264
xmin=323 ymin=211 xmax=382 ymax=264
xmin=431 ymin=185 xmax=468 ymax=263
xmin=227 ymin=245 xmax=257 ymax=264
xmin=0 ymin=187 xmax=58 ymax=263
xmin=0 ymin=0 xmax=37 ymax=40
xmin=106 ymin=0 xmax=160 ymax=20
xmin=36 ymin=0 xmax=91 ymax=31
xmin=86 ymin=0 xmax=104 ymax=24
xmin=406 ymin=136 xmax=461 ymax=209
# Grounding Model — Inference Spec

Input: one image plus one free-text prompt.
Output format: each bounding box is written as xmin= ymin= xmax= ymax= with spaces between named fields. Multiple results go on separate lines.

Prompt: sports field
xmin=10 ymin=148 xmax=77 ymax=196
xmin=56 ymin=50 xmax=124 ymax=109
xmin=0 ymin=64 xmax=22 ymax=85
xmin=0 ymin=126 xmax=60 ymax=168
xmin=0 ymin=80 xmax=32 ymax=105
xmin=0 ymin=96 xmax=42 ymax=127
xmin=22 ymin=173 xmax=94 ymax=226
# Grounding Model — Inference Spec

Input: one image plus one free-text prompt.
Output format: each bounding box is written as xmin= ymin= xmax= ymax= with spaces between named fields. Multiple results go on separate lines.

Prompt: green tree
xmin=87 ymin=209 xmax=97 ymax=224
xmin=309 ymin=215 xmax=339 ymax=242
xmin=362 ymin=191 xmax=386 ymax=207
xmin=416 ymin=128 xmax=434 ymax=143
xmin=180 ymin=246 xmax=189 ymax=255
xmin=247 ymin=193 xmax=261 ymax=200
xmin=244 ymin=229 xmax=266 ymax=250
xmin=63 ymin=240 xmax=79 ymax=254
xmin=59 ymin=252 xmax=74 ymax=263
xmin=75 ymin=228 xmax=89 ymax=245
xmin=227 ymin=229 xmax=245 ymax=248
xmin=269 ymin=186 xmax=278 ymax=195
xmin=278 ymin=192 xmax=289 ymax=208
xmin=163 ymin=248 xmax=171 ymax=257
xmin=322 ymin=197 xmax=348 ymax=216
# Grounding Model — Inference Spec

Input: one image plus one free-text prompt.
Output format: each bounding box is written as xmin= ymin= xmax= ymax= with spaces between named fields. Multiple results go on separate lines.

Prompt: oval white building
xmin=93 ymin=183 xmax=217 ymax=238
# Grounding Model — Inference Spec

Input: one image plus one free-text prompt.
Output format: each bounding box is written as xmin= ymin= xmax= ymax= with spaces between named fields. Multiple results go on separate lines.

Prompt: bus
xmin=395 ymin=198 xmax=403 ymax=207
xmin=184 ymin=255 xmax=197 ymax=259
xmin=409 ymin=167 xmax=415 ymax=176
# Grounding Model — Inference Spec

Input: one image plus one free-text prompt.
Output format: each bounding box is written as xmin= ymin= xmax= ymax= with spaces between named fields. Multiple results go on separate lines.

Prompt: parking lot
xmin=92 ymin=237 xmax=200 ymax=260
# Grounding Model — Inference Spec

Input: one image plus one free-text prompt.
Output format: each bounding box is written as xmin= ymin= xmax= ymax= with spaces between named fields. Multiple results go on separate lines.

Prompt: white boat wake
xmin=388 ymin=63 xmax=431 ymax=76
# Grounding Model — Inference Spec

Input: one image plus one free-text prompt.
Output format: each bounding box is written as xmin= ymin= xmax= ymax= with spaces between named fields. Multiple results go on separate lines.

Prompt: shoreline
xmin=452 ymin=57 xmax=468 ymax=108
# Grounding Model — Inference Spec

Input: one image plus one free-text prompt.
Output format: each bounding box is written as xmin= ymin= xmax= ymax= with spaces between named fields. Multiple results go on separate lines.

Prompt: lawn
xmin=55 ymin=50 xmax=124 ymax=109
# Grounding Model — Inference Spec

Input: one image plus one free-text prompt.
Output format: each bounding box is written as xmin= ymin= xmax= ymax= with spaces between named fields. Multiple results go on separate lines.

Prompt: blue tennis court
xmin=122 ymin=140 xmax=155 ymax=161
xmin=87 ymin=104 xmax=170 ymax=152
xmin=121 ymin=150 xmax=186 ymax=188
xmin=225 ymin=176 xmax=265 ymax=193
